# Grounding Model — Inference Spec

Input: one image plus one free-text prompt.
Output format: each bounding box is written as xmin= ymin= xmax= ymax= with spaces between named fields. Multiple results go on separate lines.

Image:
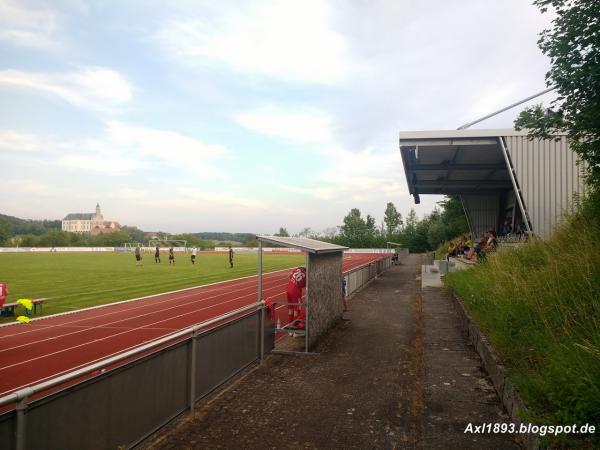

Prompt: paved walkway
xmin=141 ymin=255 xmax=518 ymax=449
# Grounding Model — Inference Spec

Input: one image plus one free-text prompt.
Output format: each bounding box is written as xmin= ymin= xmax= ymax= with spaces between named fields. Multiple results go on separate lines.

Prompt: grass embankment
xmin=0 ymin=252 xmax=303 ymax=319
xmin=445 ymin=193 xmax=600 ymax=448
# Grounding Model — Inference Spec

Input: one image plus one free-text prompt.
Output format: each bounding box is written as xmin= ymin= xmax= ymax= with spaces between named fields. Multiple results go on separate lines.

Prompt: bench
xmin=0 ymin=298 xmax=48 ymax=316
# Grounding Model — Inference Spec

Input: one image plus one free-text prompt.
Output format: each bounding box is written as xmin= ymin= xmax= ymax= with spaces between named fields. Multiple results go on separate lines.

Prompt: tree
xmin=298 ymin=227 xmax=314 ymax=238
xmin=405 ymin=209 xmax=418 ymax=232
xmin=275 ymin=227 xmax=289 ymax=237
xmin=383 ymin=202 xmax=402 ymax=236
xmin=366 ymin=214 xmax=376 ymax=233
xmin=339 ymin=208 xmax=368 ymax=247
xmin=515 ymin=0 xmax=600 ymax=187
xmin=0 ymin=221 xmax=10 ymax=246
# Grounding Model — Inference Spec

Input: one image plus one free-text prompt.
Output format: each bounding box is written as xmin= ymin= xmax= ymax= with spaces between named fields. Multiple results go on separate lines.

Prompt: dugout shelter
xmin=256 ymin=236 xmax=348 ymax=354
xmin=399 ymin=129 xmax=587 ymax=239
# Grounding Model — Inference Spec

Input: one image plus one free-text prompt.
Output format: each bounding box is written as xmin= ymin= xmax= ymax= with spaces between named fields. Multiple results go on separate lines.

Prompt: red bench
xmin=0 ymin=298 xmax=48 ymax=316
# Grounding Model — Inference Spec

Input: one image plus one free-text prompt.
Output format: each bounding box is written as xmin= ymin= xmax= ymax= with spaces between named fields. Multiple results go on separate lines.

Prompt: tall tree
xmin=298 ymin=227 xmax=314 ymax=238
xmin=340 ymin=208 xmax=369 ymax=247
xmin=405 ymin=209 xmax=418 ymax=231
xmin=275 ymin=227 xmax=289 ymax=237
xmin=515 ymin=0 xmax=600 ymax=187
xmin=383 ymin=202 xmax=402 ymax=236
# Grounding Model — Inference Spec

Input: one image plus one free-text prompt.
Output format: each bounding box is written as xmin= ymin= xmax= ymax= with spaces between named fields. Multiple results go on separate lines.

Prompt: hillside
xmin=0 ymin=213 xmax=61 ymax=237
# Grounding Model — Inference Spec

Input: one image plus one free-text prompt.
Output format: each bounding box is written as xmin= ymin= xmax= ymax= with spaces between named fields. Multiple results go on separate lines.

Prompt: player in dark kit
xmin=134 ymin=245 xmax=142 ymax=266
xmin=169 ymin=247 xmax=175 ymax=265
xmin=154 ymin=246 xmax=161 ymax=263
xmin=228 ymin=247 xmax=234 ymax=268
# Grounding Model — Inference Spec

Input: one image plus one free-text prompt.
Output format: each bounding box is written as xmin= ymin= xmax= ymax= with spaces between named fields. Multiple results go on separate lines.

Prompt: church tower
xmin=92 ymin=203 xmax=104 ymax=227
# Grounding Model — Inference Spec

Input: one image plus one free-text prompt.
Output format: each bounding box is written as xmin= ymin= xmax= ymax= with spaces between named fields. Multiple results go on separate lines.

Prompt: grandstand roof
xmin=399 ymin=129 xmax=515 ymax=203
xmin=256 ymin=236 xmax=348 ymax=254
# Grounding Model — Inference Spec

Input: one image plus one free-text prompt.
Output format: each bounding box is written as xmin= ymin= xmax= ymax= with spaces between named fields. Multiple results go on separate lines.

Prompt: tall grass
xmin=445 ymin=191 xmax=600 ymax=448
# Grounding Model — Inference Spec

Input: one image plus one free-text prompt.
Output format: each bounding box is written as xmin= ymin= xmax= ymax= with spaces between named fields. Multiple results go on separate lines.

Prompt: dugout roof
xmin=256 ymin=236 xmax=348 ymax=254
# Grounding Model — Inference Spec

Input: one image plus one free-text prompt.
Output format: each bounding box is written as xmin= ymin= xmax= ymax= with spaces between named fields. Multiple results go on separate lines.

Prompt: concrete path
xmin=141 ymin=255 xmax=518 ymax=449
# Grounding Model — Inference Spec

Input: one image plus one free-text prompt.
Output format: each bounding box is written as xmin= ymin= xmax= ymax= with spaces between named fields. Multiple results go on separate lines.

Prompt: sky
xmin=0 ymin=0 xmax=556 ymax=234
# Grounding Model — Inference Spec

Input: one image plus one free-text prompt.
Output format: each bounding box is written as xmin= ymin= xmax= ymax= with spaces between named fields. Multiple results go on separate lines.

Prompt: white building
xmin=62 ymin=203 xmax=105 ymax=233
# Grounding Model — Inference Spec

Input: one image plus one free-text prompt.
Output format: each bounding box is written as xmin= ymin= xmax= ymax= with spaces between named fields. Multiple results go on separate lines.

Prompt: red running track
xmin=0 ymin=253 xmax=387 ymax=399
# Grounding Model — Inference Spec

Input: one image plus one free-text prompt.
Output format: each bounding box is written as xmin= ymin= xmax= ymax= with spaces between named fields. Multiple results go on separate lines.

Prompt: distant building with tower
xmin=62 ymin=204 xmax=121 ymax=234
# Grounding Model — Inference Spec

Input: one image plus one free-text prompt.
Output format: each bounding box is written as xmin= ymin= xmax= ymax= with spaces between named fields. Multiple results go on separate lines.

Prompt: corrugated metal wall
xmin=503 ymin=135 xmax=587 ymax=239
xmin=460 ymin=194 xmax=500 ymax=238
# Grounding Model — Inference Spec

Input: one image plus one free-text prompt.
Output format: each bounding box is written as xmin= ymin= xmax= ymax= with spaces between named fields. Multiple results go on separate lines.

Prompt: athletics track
xmin=0 ymin=253 xmax=387 ymax=402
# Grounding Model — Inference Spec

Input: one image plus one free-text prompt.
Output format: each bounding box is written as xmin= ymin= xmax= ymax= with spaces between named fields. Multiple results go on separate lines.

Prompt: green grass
xmin=445 ymin=194 xmax=600 ymax=448
xmin=0 ymin=251 xmax=303 ymax=319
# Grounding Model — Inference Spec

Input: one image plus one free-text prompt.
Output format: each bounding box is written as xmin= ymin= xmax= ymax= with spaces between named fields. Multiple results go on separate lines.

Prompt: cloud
xmin=0 ymin=130 xmax=49 ymax=152
xmin=0 ymin=122 xmax=230 ymax=178
xmin=156 ymin=0 xmax=350 ymax=84
xmin=234 ymin=106 xmax=334 ymax=143
xmin=105 ymin=121 xmax=229 ymax=176
xmin=56 ymin=153 xmax=144 ymax=177
xmin=0 ymin=67 xmax=133 ymax=113
xmin=0 ymin=0 xmax=62 ymax=49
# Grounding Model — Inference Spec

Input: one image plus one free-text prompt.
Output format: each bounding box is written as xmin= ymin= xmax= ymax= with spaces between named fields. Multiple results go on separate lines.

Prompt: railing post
xmin=259 ymin=307 xmax=265 ymax=362
xmin=15 ymin=395 xmax=28 ymax=450
xmin=189 ymin=331 xmax=198 ymax=414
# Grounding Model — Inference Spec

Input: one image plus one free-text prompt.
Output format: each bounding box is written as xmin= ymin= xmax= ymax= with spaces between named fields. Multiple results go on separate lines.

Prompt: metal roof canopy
xmin=256 ymin=236 xmax=347 ymax=355
xmin=256 ymin=236 xmax=348 ymax=254
xmin=399 ymin=129 xmax=519 ymax=201
xmin=399 ymin=129 xmax=533 ymax=238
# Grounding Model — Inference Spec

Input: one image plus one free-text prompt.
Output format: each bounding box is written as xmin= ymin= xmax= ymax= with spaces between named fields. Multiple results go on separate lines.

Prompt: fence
xmin=344 ymin=256 xmax=393 ymax=297
xmin=0 ymin=247 xmax=115 ymax=253
xmin=0 ymin=304 xmax=272 ymax=450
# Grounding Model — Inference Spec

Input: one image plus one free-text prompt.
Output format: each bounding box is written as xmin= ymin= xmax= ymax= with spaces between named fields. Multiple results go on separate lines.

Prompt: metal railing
xmin=0 ymin=303 xmax=271 ymax=450
xmin=344 ymin=256 xmax=393 ymax=297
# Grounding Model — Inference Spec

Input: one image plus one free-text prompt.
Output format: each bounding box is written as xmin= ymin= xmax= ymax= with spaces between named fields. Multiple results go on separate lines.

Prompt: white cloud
xmin=0 ymin=0 xmax=62 ymax=49
xmin=0 ymin=67 xmax=133 ymax=113
xmin=0 ymin=122 xmax=230 ymax=178
xmin=176 ymin=187 xmax=267 ymax=210
xmin=0 ymin=130 xmax=49 ymax=152
xmin=156 ymin=0 xmax=350 ymax=84
xmin=234 ymin=106 xmax=334 ymax=143
xmin=56 ymin=153 xmax=144 ymax=177
xmin=106 ymin=121 xmax=229 ymax=176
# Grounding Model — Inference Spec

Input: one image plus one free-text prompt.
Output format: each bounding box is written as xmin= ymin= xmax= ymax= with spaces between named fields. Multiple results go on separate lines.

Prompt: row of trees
xmin=275 ymin=197 xmax=468 ymax=253
xmin=323 ymin=197 xmax=468 ymax=252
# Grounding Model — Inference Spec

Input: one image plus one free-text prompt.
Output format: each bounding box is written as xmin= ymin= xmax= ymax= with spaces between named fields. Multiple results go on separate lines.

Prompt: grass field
xmin=0 ymin=251 xmax=304 ymax=320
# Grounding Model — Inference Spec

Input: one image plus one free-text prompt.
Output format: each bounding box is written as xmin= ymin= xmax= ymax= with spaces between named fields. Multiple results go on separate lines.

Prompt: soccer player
xmin=134 ymin=245 xmax=142 ymax=266
xmin=154 ymin=246 xmax=161 ymax=263
xmin=228 ymin=246 xmax=234 ymax=268
xmin=169 ymin=247 xmax=175 ymax=265
xmin=191 ymin=247 xmax=197 ymax=265
xmin=286 ymin=266 xmax=306 ymax=328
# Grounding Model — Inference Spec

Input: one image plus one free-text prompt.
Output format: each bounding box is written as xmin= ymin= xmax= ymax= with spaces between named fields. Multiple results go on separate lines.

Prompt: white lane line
xmin=0 ymin=281 xmax=287 ymax=378
xmin=0 ymin=274 xmax=289 ymax=355
xmin=0 ymin=270 xmax=290 ymax=341
xmin=0 ymin=266 xmax=293 ymax=331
